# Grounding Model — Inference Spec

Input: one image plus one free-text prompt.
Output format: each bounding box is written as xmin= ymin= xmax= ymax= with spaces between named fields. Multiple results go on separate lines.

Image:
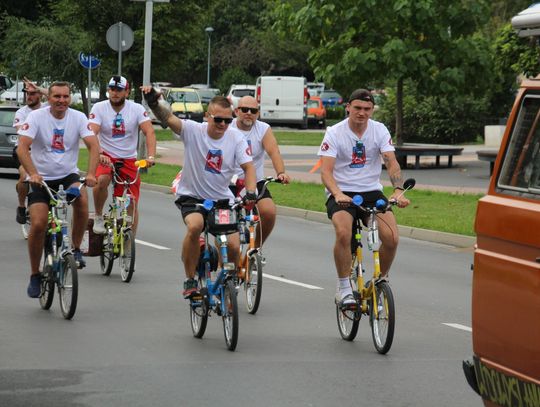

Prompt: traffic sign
xmin=106 ymin=22 xmax=134 ymax=52
xmin=78 ymin=53 xmax=101 ymax=69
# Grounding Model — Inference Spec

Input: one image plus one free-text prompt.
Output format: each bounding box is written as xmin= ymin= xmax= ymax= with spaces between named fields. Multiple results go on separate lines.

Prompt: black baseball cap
xmin=348 ymin=88 xmax=375 ymax=104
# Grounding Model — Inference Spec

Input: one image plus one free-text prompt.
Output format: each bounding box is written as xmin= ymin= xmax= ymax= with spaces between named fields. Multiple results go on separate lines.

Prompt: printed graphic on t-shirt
xmin=350 ymin=142 xmax=366 ymax=168
xmin=205 ymin=149 xmax=223 ymax=174
xmin=246 ymin=139 xmax=252 ymax=156
xmin=51 ymin=129 xmax=65 ymax=153
xmin=112 ymin=114 xmax=126 ymax=138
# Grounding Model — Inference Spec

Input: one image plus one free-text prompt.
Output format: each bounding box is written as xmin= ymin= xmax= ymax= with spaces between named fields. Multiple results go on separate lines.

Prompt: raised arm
xmin=140 ymin=86 xmax=183 ymax=135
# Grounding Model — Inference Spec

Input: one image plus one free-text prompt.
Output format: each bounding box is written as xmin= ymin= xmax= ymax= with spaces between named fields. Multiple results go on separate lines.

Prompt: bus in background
xmin=256 ymin=76 xmax=308 ymax=129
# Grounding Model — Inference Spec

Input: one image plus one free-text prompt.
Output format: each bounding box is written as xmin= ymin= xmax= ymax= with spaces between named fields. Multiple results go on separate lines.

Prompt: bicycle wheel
xmin=245 ymin=253 xmax=263 ymax=314
xmin=120 ymin=229 xmax=135 ymax=283
xmin=100 ymin=229 xmax=114 ymax=276
xmin=370 ymin=281 xmax=395 ymax=354
xmin=58 ymin=254 xmax=78 ymax=320
xmin=222 ymin=280 xmax=239 ymax=351
xmin=336 ymin=290 xmax=361 ymax=341
xmin=190 ymin=277 xmax=209 ymax=338
xmin=39 ymin=264 xmax=55 ymax=310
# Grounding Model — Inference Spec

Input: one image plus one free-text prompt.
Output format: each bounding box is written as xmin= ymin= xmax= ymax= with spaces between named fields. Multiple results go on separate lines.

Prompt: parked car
xmin=0 ymin=75 xmax=14 ymax=93
xmin=0 ymin=106 xmax=20 ymax=169
xmin=195 ymin=88 xmax=220 ymax=105
xmin=307 ymin=82 xmax=325 ymax=97
xmin=165 ymin=87 xmax=204 ymax=122
xmin=462 ymin=4 xmax=540 ymax=406
xmin=226 ymin=84 xmax=256 ymax=109
xmin=307 ymin=96 xmax=326 ymax=128
xmin=0 ymin=82 xmax=25 ymax=105
xmin=320 ymin=89 xmax=343 ymax=107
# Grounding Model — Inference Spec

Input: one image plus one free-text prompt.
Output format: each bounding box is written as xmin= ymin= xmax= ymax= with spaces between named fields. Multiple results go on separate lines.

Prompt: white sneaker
xmin=93 ymin=215 xmax=106 ymax=234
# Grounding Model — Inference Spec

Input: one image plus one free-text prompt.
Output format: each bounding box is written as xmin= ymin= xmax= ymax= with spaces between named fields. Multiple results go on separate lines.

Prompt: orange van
xmin=463 ymin=7 xmax=540 ymax=402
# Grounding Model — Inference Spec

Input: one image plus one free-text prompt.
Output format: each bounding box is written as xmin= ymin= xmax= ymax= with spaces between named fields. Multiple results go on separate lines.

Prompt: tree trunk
xmin=395 ymin=77 xmax=404 ymax=146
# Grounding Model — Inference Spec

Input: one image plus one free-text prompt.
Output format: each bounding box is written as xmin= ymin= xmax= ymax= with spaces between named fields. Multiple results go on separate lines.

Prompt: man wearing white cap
xmin=89 ymin=76 xmax=156 ymax=238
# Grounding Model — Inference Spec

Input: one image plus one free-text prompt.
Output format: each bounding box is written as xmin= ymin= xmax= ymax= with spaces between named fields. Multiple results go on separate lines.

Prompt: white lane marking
xmin=263 ymin=273 xmax=323 ymax=290
xmin=443 ymin=323 xmax=472 ymax=332
xmin=135 ymin=239 xmax=171 ymax=250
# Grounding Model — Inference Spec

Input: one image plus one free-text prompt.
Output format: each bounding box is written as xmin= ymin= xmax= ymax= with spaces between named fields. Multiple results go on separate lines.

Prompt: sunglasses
xmin=239 ymin=107 xmax=259 ymax=114
xmin=209 ymin=114 xmax=233 ymax=124
xmin=114 ymin=113 xmax=123 ymax=128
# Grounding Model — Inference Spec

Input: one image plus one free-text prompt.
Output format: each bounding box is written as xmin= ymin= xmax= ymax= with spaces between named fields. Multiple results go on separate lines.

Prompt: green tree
xmin=276 ymin=0 xmax=492 ymax=144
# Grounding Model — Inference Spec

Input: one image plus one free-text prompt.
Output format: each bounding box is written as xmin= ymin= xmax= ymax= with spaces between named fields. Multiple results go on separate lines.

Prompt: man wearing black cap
xmin=318 ymin=88 xmax=410 ymax=306
xmin=89 ymin=76 xmax=156 ymax=239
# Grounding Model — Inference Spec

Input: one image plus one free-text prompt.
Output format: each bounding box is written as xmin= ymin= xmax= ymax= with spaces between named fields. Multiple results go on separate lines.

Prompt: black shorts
xmin=175 ymin=195 xmax=208 ymax=220
xmin=228 ymin=179 xmax=273 ymax=201
xmin=27 ymin=173 xmax=81 ymax=206
xmin=326 ymin=190 xmax=389 ymax=224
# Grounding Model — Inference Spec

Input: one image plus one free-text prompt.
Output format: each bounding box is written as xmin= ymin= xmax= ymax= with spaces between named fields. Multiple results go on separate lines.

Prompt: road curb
xmin=139 ymin=183 xmax=476 ymax=249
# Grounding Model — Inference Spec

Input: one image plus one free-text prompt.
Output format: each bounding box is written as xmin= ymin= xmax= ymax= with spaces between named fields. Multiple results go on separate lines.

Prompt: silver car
xmin=0 ymin=106 xmax=20 ymax=169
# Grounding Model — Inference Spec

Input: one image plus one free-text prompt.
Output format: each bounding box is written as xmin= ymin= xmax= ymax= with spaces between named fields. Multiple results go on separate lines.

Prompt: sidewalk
xmin=156 ymin=140 xmax=491 ymax=194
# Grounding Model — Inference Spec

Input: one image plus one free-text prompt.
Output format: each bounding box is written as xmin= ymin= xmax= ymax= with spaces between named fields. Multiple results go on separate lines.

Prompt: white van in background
xmin=256 ymin=76 xmax=308 ymax=128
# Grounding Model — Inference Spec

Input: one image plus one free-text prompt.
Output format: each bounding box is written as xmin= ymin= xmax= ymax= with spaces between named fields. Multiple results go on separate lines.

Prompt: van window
xmin=168 ymin=91 xmax=200 ymax=103
xmin=498 ymin=94 xmax=540 ymax=198
xmin=232 ymin=89 xmax=255 ymax=97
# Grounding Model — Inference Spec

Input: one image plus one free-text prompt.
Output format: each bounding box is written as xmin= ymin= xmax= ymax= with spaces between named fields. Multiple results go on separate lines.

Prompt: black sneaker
xmin=27 ymin=274 xmax=42 ymax=298
xmin=182 ymin=278 xmax=198 ymax=299
xmin=16 ymin=206 xmax=26 ymax=224
xmin=73 ymin=248 xmax=86 ymax=269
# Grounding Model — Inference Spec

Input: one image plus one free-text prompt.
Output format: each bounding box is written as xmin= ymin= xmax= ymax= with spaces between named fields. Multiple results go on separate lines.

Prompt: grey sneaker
xmin=93 ymin=215 xmax=106 ymax=234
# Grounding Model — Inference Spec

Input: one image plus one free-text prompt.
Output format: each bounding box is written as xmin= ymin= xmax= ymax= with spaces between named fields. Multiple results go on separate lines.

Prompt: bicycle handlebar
xmin=351 ymin=178 xmax=416 ymax=212
xmin=110 ymin=159 xmax=147 ymax=186
xmin=40 ymin=179 xmax=86 ymax=206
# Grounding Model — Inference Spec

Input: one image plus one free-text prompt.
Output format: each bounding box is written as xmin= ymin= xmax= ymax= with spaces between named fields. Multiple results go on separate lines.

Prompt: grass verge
xmin=79 ymin=149 xmax=479 ymax=236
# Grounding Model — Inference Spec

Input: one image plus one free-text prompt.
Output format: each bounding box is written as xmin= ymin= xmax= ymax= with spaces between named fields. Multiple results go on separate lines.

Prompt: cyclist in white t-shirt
xmin=141 ymin=87 xmax=257 ymax=299
xmin=12 ymin=80 xmax=48 ymax=225
xmin=17 ymin=81 xmax=99 ymax=298
xmin=318 ymin=88 xmax=410 ymax=306
xmin=90 ymin=76 xmax=156 ymax=238
xmin=230 ymin=95 xmax=290 ymax=247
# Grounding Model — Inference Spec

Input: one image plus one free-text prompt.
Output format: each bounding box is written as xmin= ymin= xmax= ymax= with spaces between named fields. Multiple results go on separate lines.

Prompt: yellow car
xmin=165 ymin=87 xmax=204 ymax=122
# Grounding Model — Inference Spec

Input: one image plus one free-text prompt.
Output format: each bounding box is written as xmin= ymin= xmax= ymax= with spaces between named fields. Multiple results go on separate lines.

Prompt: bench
xmin=476 ymin=149 xmax=498 ymax=175
xmin=394 ymin=145 xmax=464 ymax=169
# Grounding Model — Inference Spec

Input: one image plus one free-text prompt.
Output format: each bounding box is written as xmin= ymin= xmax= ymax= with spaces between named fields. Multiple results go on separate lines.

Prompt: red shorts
xmin=96 ymin=155 xmax=141 ymax=201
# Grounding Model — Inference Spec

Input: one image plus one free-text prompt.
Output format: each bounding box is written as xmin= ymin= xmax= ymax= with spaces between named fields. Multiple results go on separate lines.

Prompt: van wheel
xmin=301 ymin=118 xmax=308 ymax=130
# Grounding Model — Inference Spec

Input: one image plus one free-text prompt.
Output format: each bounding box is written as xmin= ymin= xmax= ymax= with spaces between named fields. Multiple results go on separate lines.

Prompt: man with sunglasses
xmin=231 ymin=95 xmax=290 ymax=247
xmin=89 ymin=76 xmax=156 ymax=239
xmin=140 ymin=87 xmax=257 ymax=299
xmin=318 ymin=88 xmax=410 ymax=306
xmin=17 ymin=81 xmax=99 ymax=297
xmin=13 ymin=79 xmax=48 ymax=226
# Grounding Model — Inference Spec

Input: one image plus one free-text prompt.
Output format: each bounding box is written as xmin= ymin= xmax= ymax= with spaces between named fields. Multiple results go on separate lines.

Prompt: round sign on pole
xmin=78 ymin=53 xmax=101 ymax=69
xmin=106 ymin=22 xmax=134 ymax=51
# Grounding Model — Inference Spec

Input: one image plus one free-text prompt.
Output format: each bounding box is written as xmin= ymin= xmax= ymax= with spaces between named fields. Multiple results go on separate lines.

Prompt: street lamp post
xmin=205 ymin=27 xmax=214 ymax=87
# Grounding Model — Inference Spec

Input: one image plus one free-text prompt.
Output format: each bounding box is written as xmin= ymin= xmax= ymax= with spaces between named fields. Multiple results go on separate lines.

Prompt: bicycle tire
xmin=100 ymin=229 xmax=114 ymax=276
xmin=336 ymin=290 xmax=361 ymax=341
xmin=39 ymin=264 xmax=55 ymax=310
xmin=58 ymin=253 xmax=78 ymax=320
xmin=370 ymin=281 xmax=395 ymax=354
xmin=120 ymin=229 xmax=135 ymax=283
xmin=190 ymin=276 xmax=209 ymax=338
xmin=222 ymin=279 xmax=239 ymax=351
xmin=245 ymin=253 xmax=263 ymax=314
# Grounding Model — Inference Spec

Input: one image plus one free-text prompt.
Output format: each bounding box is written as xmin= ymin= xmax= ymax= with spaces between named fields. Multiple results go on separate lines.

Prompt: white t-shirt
xmin=318 ymin=118 xmax=395 ymax=195
xmin=89 ymin=100 xmax=150 ymax=158
xmin=174 ymin=120 xmax=252 ymax=201
xmin=230 ymin=119 xmax=269 ymax=181
xmin=18 ymin=106 xmax=94 ymax=180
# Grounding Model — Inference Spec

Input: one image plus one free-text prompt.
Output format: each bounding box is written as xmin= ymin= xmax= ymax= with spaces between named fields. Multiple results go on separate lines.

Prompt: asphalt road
xmin=0 ymin=174 xmax=480 ymax=407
